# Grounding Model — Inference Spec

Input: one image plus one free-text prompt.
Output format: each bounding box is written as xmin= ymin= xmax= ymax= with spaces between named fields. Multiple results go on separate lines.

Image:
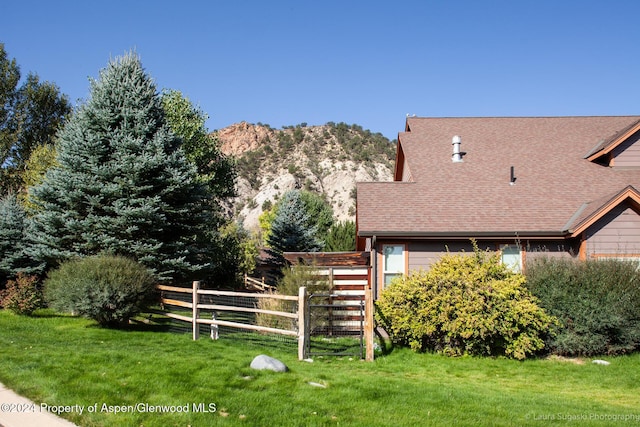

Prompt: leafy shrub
xmin=526 ymin=257 xmax=640 ymax=356
xmin=44 ymin=255 xmax=155 ymax=327
xmin=0 ymin=273 xmax=43 ymax=315
xmin=376 ymin=245 xmax=556 ymax=360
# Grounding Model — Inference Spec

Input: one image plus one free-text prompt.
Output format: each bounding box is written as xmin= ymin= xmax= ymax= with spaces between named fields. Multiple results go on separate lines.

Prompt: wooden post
xmin=328 ymin=267 xmax=334 ymax=336
xmin=298 ymin=286 xmax=308 ymax=360
xmin=364 ymin=286 xmax=374 ymax=361
xmin=192 ymin=281 xmax=200 ymax=340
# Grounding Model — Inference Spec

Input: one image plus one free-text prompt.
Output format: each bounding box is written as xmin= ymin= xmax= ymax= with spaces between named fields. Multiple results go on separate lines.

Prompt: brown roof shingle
xmin=357 ymin=116 xmax=640 ymax=237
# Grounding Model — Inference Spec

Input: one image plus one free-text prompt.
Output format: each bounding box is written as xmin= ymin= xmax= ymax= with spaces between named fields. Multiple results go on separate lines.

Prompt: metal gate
xmin=305 ymin=292 xmax=365 ymax=359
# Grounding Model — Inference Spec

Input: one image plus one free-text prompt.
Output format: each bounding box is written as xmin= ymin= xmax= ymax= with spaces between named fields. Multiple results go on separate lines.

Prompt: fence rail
xmin=243 ymin=274 xmax=275 ymax=291
xmin=155 ymin=281 xmax=374 ymax=361
xmin=156 ymin=282 xmax=308 ymax=359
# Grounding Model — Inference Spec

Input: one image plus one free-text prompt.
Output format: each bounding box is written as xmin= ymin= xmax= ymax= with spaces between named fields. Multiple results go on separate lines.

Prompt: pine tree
xmin=324 ymin=220 xmax=356 ymax=252
xmin=266 ymin=190 xmax=321 ymax=271
xmin=0 ymin=194 xmax=42 ymax=281
xmin=30 ymin=53 xmax=211 ymax=281
xmin=299 ymin=191 xmax=334 ymax=248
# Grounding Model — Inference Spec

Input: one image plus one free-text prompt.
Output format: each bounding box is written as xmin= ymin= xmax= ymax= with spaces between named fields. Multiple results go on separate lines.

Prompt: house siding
xmin=408 ymin=241 xmax=476 ymax=271
xmin=526 ymin=240 xmax=578 ymax=259
xmin=407 ymin=239 xmax=577 ymax=272
xmin=586 ymin=203 xmax=640 ymax=255
xmin=612 ymin=131 xmax=640 ymax=168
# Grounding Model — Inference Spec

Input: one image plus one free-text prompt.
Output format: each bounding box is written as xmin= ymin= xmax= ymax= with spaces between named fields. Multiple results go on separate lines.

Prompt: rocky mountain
xmin=215 ymin=121 xmax=396 ymax=231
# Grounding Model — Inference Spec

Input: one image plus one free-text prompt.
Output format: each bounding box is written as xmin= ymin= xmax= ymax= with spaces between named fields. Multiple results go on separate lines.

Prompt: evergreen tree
xmin=260 ymin=190 xmax=334 ymax=249
xmin=324 ymin=220 xmax=356 ymax=252
xmin=0 ymin=194 xmax=42 ymax=282
xmin=266 ymin=190 xmax=321 ymax=271
xmin=299 ymin=190 xmax=334 ymax=247
xmin=30 ymin=52 xmax=211 ymax=281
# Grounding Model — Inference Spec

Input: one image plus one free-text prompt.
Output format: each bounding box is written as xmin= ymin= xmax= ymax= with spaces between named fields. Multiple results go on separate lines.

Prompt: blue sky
xmin=4 ymin=1 xmax=640 ymax=140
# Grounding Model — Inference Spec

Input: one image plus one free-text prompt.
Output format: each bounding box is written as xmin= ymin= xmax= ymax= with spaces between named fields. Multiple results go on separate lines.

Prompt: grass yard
xmin=0 ymin=309 xmax=639 ymax=426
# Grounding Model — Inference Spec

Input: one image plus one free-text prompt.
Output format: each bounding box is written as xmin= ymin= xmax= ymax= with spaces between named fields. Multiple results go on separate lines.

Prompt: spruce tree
xmin=0 ymin=193 xmax=42 ymax=281
xmin=266 ymin=190 xmax=321 ymax=272
xmin=30 ymin=53 xmax=210 ymax=281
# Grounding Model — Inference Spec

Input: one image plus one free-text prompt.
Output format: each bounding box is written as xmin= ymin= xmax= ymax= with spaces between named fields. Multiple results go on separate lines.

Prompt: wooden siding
xmin=313 ymin=267 xmax=368 ymax=335
xmin=586 ymin=203 xmax=640 ymax=255
xmin=407 ymin=241 xmax=486 ymax=271
xmin=407 ymin=240 xmax=577 ymax=272
xmin=525 ymin=240 xmax=578 ymax=262
xmin=612 ymin=131 xmax=640 ymax=168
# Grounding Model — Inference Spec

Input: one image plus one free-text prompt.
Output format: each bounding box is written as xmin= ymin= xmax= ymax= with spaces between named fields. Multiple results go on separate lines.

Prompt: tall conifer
xmin=0 ymin=193 xmax=42 ymax=281
xmin=266 ymin=190 xmax=321 ymax=273
xmin=30 ymin=53 xmax=210 ymax=281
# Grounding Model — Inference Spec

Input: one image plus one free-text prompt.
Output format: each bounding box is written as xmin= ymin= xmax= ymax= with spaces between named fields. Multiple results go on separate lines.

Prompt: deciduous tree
xmin=0 ymin=44 xmax=71 ymax=194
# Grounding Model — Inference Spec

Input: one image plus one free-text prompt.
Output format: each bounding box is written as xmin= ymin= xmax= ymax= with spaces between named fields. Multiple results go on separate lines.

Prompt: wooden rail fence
xmin=155 ymin=282 xmax=308 ymax=359
xmin=155 ymin=281 xmax=374 ymax=361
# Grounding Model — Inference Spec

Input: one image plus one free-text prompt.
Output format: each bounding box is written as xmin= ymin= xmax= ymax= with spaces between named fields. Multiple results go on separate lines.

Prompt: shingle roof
xmin=357 ymin=116 xmax=640 ymax=237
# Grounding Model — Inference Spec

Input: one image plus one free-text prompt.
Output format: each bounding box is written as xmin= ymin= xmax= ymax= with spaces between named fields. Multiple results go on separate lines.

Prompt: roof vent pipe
xmin=452 ymin=135 xmax=463 ymax=162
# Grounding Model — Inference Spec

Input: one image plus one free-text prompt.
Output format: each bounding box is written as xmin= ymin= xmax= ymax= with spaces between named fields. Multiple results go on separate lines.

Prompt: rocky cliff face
xmin=215 ymin=122 xmax=395 ymax=231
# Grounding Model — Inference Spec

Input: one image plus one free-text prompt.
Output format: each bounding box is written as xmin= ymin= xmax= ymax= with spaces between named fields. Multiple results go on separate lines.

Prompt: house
xmin=356 ymin=116 xmax=640 ymax=298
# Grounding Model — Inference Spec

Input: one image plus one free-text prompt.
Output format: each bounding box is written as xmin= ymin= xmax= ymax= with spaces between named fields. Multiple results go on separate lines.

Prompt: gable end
xmin=586 ymin=119 xmax=640 ymax=167
xmin=571 ymin=186 xmax=640 ymax=238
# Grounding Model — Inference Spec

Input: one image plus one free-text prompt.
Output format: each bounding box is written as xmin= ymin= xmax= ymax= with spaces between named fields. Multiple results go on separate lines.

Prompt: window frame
xmin=380 ymin=243 xmax=407 ymax=287
xmin=499 ymin=243 xmax=523 ymax=272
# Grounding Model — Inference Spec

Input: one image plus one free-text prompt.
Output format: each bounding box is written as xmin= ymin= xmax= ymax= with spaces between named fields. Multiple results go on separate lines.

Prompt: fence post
xmin=298 ymin=286 xmax=308 ymax=360
xmin=365 ymin=286 xmax=374 ymax=361
xmin=192 ymin=281 xmax=200 ymax=340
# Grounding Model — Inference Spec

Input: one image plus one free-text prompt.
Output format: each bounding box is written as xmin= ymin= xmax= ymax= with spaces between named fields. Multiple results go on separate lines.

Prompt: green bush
xmin=0 ymin=273 xmax=43 ymax=315
xmin=44 ymin=255 xmax=155 ymax=327
xmin=526 ymin=257 xmax=640 ymax=356
xmin=376 ymin=246 xmax=556 ymax=360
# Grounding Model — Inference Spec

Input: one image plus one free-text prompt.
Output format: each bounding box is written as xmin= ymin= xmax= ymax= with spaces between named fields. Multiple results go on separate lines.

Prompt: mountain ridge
xmin=214 ymin=121 xmax=396 ymax=231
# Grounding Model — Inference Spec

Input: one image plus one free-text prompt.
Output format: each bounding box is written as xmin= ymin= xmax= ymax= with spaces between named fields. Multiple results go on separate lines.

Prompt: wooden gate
xmin=284 ymin=252 xmax=375 ymax=360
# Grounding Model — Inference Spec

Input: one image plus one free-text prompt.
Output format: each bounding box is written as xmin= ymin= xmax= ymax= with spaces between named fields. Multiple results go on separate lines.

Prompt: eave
xmin=357 ymin=230 xmax=569 ymax=240
xmin=585 ymin=119 xmax=640 ymax=162
xmin=569 ymin=185 xmax=640 ymax=237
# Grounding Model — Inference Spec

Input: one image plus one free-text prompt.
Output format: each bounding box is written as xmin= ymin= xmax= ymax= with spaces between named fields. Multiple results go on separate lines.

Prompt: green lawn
xmin=0 ymin=309 xmax=638 ymax=426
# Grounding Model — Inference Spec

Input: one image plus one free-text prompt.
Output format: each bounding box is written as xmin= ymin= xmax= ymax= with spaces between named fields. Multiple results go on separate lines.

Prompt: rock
xmin=592 ymin=359 xmax=611 ymax=366
xmin=250 ymin=354 xmax=288 ymax=372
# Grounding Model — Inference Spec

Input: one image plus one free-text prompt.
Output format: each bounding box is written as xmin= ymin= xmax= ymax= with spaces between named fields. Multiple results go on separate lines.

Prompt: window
xmin=382 ymin=244 xmax=405 ymax=286
xmin=500 ymin=244 xmax=522 ymax=272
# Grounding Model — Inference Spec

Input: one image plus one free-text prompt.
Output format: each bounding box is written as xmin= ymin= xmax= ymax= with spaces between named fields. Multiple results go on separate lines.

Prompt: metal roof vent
xmin=452 ymin=135 xmax=463 ymax=162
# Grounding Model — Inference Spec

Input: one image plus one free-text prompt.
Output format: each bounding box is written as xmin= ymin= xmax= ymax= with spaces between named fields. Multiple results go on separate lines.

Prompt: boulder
xmin=250 ymin=354 xmax=288 ymax=372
